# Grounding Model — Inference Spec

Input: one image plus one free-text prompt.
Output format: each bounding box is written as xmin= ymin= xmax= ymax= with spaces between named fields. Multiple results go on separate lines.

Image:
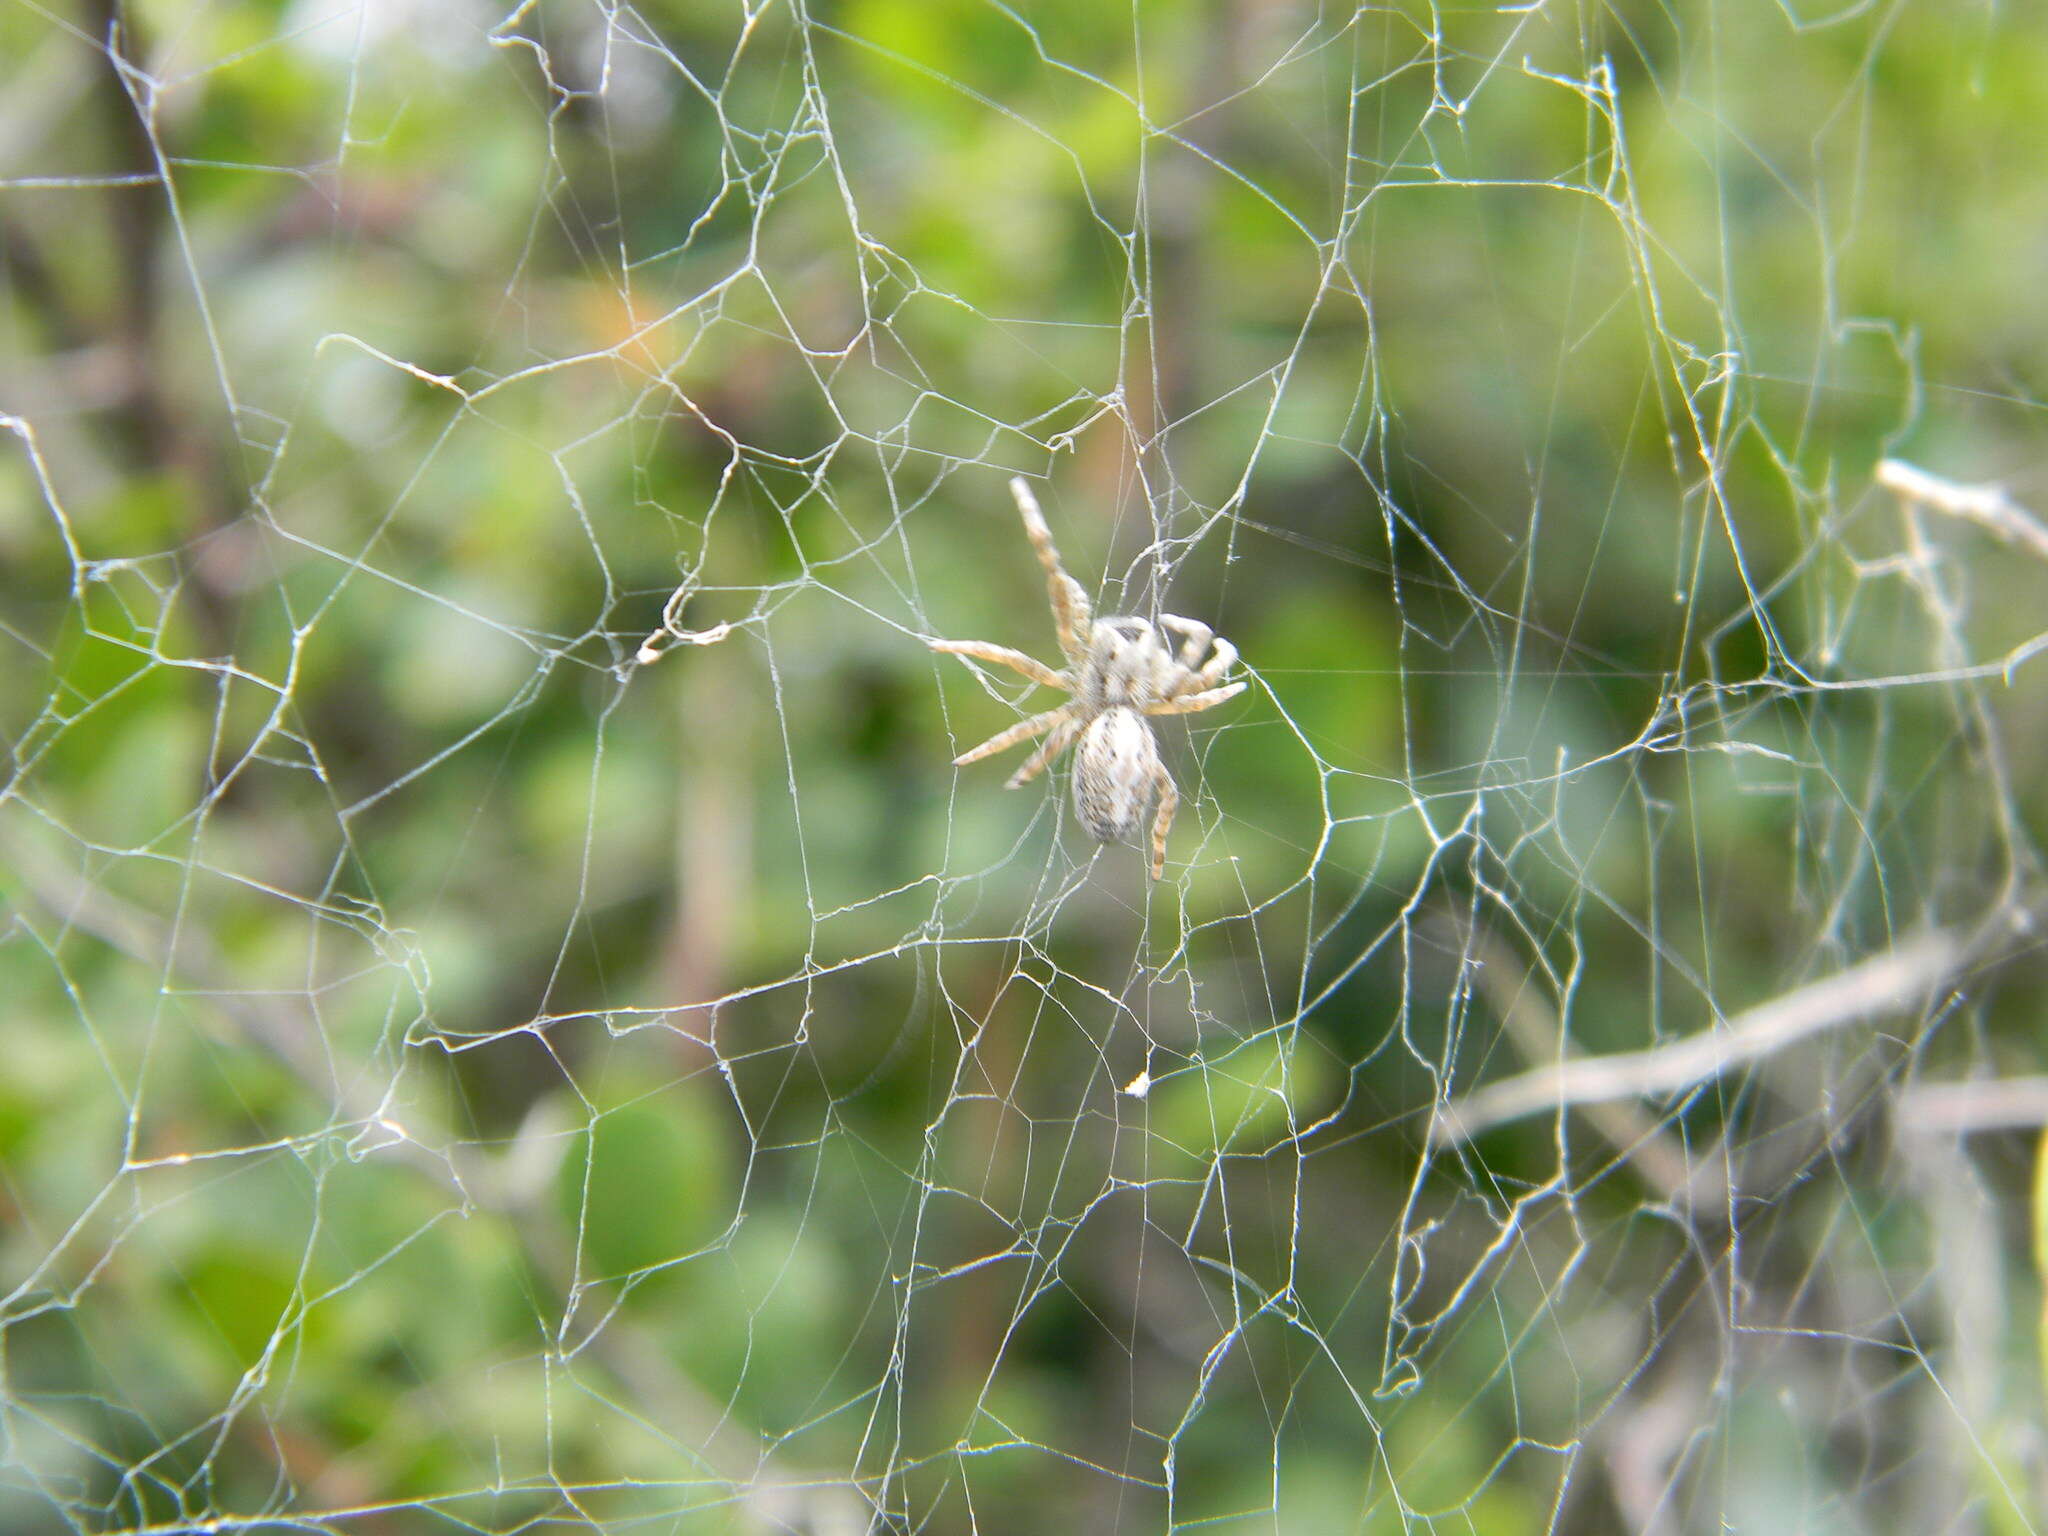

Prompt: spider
xmin=929 ymin=477 xmax=1245 ymax=878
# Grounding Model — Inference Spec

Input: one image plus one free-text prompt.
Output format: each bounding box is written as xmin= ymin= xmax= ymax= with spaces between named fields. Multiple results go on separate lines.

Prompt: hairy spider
xmin=929 ymin=477 xmax=1245 ymax=878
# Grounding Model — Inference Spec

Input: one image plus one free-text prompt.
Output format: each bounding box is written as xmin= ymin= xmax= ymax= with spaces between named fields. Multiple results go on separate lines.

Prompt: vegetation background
xmin=4 ymin=1 xmax=2048 ymax=1532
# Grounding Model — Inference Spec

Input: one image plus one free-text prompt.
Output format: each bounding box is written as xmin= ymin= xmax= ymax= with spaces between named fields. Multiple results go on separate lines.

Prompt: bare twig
xmin=1432 ymin=929 xmax=1964 ymax=1145
xmin=1877 ymin=459 xmax=2048 ymax=563
xmin=1439 ymin=915 xmax=1692 ymax=1197
xmin=1894 ymin=1076 xmax=2048 ymax=1135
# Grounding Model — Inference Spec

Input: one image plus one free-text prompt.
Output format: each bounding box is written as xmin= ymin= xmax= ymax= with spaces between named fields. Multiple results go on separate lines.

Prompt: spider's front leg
xmin=927 ymin=638 xmax=1068 ymax=691
xmin=1159 ymin=615 xmax=1213 ymax=669
xmin=1010 ymin=477 xmax=1095 ymax=668
xmin=1160 ymin=615 xmax=1239 ymax=688
xmin=1196 ymin=637 xmax=1238 ymax=688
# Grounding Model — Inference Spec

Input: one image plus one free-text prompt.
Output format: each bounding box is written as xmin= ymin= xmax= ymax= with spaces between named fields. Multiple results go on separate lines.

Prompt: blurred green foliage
xmin=4 ymin=1 xmax=2048 ymax=1532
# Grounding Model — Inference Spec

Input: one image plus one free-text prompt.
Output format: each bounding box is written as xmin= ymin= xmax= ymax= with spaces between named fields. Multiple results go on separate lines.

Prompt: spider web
xmin=3 ymin=1 xmax=2046 ymax=1532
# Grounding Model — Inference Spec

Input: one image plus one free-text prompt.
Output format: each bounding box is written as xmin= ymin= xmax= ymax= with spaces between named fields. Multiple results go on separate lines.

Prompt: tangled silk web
xmin=4 ymin=2 xmax=2048 ymax=1532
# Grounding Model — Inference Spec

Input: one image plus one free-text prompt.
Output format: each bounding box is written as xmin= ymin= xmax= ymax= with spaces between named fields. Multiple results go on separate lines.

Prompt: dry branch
xmin=1432 ymin=929 xmax=1964 ymax=1145
xmin=1877 ymin=458 xmax=2048 ymax=562
xmin=1894 ymin=1075 xmax=2048 ymax=1135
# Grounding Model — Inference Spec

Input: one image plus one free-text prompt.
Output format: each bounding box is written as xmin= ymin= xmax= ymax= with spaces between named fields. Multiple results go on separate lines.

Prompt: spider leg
xmin=928 ymin=638 xmax=1069 ymax=691
xmin=953 ymin=707 xmax=1071 ymax=766
xmin=1010 ymin=477 xmax=1095 ymax=667
xmin=1148 ymin=759 xmax=1179 ymax=880
xmin=1159 ymin=615 xmax=1214 ymax=670
xmin=1144 ymin=681 xmax=1247 ymax=717
xmin=1006 ymin=716 xmax=1082 ymax=788
xmin=1159 ymin=617 xmax=1237 ymax=690
xmin=1194 ymin=636 xmax=1238 ymax=689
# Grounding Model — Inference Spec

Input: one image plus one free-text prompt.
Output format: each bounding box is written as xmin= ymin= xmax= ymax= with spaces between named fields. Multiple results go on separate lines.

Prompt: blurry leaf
xmin=560 ymin=1093 xmax=734 ymax=1281
xmin=179 ymin=1244 xmax=308 ymax=1370
xmin=1149 ymin=1032 xmax=1332 ymax=1164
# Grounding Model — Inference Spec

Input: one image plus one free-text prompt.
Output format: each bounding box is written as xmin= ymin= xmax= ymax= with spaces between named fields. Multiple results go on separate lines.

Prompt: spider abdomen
xmin=1073 ymin=706 xmax=1160 ymax=842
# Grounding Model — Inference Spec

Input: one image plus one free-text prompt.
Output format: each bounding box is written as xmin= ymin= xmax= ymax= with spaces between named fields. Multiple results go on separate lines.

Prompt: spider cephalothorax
xmin=929 ymin=477 xmax=1245 ymax=878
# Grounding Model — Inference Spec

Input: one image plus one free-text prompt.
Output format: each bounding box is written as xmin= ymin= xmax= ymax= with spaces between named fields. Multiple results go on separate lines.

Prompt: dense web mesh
xmin=4 ymin=2 xmax=2048 ymax=1532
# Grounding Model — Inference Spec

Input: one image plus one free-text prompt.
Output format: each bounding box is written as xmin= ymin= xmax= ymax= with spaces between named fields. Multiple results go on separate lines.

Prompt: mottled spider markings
xmin=929 ymin=478 xmax=1245 ymax=878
